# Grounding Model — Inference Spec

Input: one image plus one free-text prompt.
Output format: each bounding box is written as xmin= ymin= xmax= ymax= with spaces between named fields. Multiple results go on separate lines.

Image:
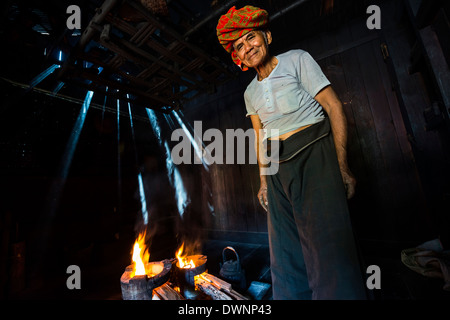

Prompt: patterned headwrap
xmin=216 ymin=5 xmax=269 ymax=71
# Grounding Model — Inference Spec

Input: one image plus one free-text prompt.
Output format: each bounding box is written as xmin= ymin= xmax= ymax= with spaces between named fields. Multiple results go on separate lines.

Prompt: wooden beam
xmin=58 ymin=0 xmax=120 ymax=80
xmin=105 ymin=15 xmax=187 ymax=65
xmin=76 ymin=69 xmax=174 ymax=107
xmin=116 ymin=37 xmax=201 ymax=86
xmin=97 ymin=39 xmax=190 ymax=96
xmin=128 ymin=0 xmax=235 ymax=79
xmin=419 ymin=26 xmax=450 ymax=120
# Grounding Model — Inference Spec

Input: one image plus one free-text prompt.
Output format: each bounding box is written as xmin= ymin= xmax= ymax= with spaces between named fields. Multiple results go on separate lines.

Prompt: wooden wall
xmin=181 ymin=76 xmax=265 ymax=238
xmin=179 ymin=0 xmax=448 ymax=244
xmin=297 ymin=18 xmax=431 ymax=242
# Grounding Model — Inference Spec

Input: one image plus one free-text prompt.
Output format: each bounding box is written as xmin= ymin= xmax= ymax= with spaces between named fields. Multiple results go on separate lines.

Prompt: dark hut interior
xmin=1 ymin=0 xmax=450 ymax=302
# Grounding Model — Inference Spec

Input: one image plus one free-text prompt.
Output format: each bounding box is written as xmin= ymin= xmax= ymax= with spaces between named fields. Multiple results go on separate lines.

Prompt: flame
xmin=194 ymin=272 xmax=208 ymax=290
xmin=131 ymin=231 xmax=149 ymax=277
xmin=176 ymin=242 xmax=195 ymax=268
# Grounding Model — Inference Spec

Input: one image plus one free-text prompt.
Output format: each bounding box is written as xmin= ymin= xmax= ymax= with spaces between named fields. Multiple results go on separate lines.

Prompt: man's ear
xmin=265 ymin=30 xmax=272 ymax=45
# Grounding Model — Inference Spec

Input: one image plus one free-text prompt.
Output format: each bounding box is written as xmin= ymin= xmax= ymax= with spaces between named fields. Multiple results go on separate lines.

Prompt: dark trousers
xmin=266 ymin=120 xmax=367 ymax=300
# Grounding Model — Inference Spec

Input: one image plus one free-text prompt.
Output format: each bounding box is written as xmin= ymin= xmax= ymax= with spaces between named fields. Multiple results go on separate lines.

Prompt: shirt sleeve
xmin=244 ymin=90 xmax=257 ymax=117
xmin=298 ymin=51 xmax=331 ymax=98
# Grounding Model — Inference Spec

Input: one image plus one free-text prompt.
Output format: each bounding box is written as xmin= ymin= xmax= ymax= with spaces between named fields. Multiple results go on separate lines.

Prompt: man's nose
xmin=244 ymin=41 xmax=253 ymax=53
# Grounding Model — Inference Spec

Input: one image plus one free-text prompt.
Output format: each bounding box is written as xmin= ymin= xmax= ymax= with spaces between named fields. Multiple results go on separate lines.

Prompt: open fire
xmin=176 ymin=242 xmax=196 ymax=269
xmin=131 ymin=231 xmax=149 ymax=278
xmin=120 ymin=232 xmax=173 ymax=300
xmin=121 ymin=236 xmax=248 ymax=300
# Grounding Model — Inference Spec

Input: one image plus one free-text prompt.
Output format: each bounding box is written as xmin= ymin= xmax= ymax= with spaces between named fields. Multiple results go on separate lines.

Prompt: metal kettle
xmin=219 ymin=246 xmax=246 ymax=290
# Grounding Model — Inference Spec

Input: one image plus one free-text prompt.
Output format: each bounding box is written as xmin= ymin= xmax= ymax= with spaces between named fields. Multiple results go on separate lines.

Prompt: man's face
xmin=233 ymin=30 xmax=272 ymax=69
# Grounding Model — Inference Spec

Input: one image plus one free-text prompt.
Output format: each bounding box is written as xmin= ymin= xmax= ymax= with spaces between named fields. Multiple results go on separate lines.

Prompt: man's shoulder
xmin=278 ymin=49 xmax=308 ymax=60
xmin=244 ymin=75 xmax=258 ymax=95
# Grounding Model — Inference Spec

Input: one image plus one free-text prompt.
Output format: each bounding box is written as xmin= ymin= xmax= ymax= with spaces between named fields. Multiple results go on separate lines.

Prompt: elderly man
xmin=216 ymin=6 xmax=367 ymax=300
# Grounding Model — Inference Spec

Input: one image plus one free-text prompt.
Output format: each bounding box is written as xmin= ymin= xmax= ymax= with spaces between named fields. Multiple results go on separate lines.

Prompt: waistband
xmin=265 ymin=118 xmax=330 ymax=163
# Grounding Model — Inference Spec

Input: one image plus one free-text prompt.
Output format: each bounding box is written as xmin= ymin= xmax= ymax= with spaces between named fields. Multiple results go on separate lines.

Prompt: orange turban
xmin=216 ymin=5 xmax=269 ymax=71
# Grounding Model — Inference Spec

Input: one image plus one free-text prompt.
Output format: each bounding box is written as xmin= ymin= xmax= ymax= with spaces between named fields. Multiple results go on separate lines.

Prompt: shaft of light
xmin=171 ymin=110 xmax=208 ymax=170
xmin=127 ymin=95 xmax=149 ymax=225
xmin=137 ymin=173 xmax=149 ymax=225
xmin=59 ymin=90 xmax=94 ymax=180
xmin=146 ymin=108 xmax=190 ymax=218
xmin=44 ymin=90 xmax=94 ymax=221
xmin=52 ymin=81 xmax=64 ymax=95
xmin=164 ymin=141 xmax=190 ymax=217
xmin=146 ymin=108 xmax=162 ymax=146
xmin=29 ymin=64 xmax=60 ymax=89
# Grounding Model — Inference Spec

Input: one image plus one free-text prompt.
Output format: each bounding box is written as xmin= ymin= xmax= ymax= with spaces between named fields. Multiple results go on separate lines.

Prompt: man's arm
xmin=250 ymin=114 xmax=269 ymax=211
xmin=315 ymin=85 xmax=356 ymax=199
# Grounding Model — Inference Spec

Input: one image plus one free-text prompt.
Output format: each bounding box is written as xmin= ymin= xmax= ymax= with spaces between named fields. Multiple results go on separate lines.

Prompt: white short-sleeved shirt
xmin=244 ymin=49 xmax=330 ymax=140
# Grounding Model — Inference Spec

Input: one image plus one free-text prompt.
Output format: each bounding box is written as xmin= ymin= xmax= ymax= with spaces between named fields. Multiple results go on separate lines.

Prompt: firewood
xmin=200 ymin=273 xmax=248 ymax=300
xmin=202 ymin=273 xmax=231 ymax=290
xmin=195 ymin=277 xmax=233 ymax=300
xmin=152 ymin=283 xmax=185 ymax=300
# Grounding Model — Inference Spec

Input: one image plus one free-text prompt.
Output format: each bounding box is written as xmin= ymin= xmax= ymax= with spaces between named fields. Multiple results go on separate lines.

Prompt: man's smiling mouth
xmin=248 ymin=51 xmax=259 ymax=59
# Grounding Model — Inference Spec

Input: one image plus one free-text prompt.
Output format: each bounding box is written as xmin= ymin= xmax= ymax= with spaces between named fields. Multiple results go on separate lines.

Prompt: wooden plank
xmin=351 ymin=20 xmax=433 ymax=240
xmin=200 ymin=273 xmax=249 ymax=300
xmin=419 ymin=26 xmax=450 ymax=118
xmin=196 ymin=277 xmax=233 ymax=300
xmin=128 ymin=0 xmax=235 ymax=78
xmin=356 ymin=42 xmax=404 ymax=194
xmin=218 ymin=93 xmax=245 ymax=232
xmin=354 ymin=38 xmax=406 ymax=239
xmin=338 ymin=23 xmax=394 ymax=240
xmin=383 ymin=26 xmax=446 ymax=236
xmin=332 ymin=26 xmax=369 ymax=185
xmin=105 ymin=14 xmax=187 ymax=65
xmin=210 ymin=164 xmax=228 ymax=231
xmin=182 ymin=81 xmax=264 ymax=233
xmin=152 ymin=283 xmax=185 ymax=300
xmin=317 ymin=25 xmax=377 ymax=239
xmin=370 ymin=39 xmax=430 ymax=230
xmin=370 ymin=39 xmax=416 ymax=174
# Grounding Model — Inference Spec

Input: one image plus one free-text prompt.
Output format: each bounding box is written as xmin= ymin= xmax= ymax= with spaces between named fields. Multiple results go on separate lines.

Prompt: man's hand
xmin=250 ymin=114 xmax=270 ymax=212
xmin=257 ymin=185 xmax=269 ymax=211
xmin=340 ymin=166 xmax=356 ymax=199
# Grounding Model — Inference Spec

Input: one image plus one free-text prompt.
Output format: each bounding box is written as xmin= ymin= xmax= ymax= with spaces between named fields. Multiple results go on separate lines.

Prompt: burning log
xmin=120 ymin=259 xmax=173 ymax=300
xmin=152 ymin=283 xmax=185 ymax=300
xmin=175 ymin=253 xmax=207 ymax=300
xmin=175 ymin=242 xmax=207 ymax=285
xmin=173 ymin=243 xmax=209 ymax=299
xmin=176 ymin=254 xmax=207 ymax=287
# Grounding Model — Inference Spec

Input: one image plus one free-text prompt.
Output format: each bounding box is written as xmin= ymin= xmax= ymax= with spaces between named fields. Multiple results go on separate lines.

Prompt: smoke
xmin=145 ymin=108 xmax=210 ymax=257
